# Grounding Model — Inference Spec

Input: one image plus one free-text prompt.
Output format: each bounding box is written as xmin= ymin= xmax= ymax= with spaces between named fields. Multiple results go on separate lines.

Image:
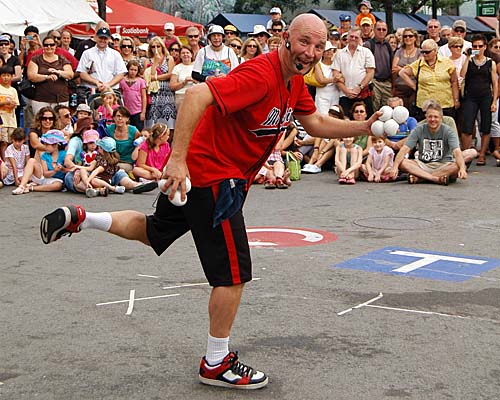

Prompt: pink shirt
xmin=139 ymin=141 xmax=171 ymax=170
xmin=369 ymin=145 xmax=394 ymax=172
xmin=97 ymin=103 xmax=119 ymax=122
xmin=119 ymin=78 xmax=146 ymax=115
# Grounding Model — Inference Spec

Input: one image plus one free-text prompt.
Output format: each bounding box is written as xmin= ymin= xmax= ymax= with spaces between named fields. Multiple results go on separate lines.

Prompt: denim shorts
xmin=64 ymin=171 xmax=76 ymax=192
xmin=111 ymin=169 xmax=128 ymax=186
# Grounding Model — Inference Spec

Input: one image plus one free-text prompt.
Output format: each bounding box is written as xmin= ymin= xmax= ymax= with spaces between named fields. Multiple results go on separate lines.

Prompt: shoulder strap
xmin=415 ymin=60 xmax=422 ymax=94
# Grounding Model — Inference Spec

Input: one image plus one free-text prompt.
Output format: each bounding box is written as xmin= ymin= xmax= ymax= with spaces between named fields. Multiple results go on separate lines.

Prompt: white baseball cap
xmin=164 ymin=22 xmax=175 ymax=31
xmin=270 ymin=7 xmax=282 ymax=14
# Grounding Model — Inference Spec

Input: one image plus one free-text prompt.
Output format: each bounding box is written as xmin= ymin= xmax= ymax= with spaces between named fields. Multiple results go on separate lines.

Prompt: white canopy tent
xmin=0 ymin=0 xmax=101 ymax=36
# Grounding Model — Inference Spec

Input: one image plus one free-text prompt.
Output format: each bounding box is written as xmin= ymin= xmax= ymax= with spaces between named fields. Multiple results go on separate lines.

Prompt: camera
xmin=26 ymin=35 xmax=34 ymax=40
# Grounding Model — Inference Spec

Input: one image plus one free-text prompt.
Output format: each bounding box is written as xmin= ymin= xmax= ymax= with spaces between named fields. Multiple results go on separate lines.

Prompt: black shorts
xmin=146 ymin=186 xmax=252 ymax=287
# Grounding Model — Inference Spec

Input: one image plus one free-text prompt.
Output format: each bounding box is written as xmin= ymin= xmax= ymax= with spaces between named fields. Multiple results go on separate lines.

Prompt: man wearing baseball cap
xmin=248 ymin=25 xmax=271 ymax=53
xmin=438 ymin=19 xmax=472 ymax=58
xmin=223 ymin=25 xmax=239 ymax=45
xmin=164 ymin=22 xmax=181 ymax=49
xmin=76 ymin=27 xmax=127 ymax=92
xmin=360 ymin=17 xmax=374 ymax=43
xmin=266 ymin=6 xmax=287 ymax=30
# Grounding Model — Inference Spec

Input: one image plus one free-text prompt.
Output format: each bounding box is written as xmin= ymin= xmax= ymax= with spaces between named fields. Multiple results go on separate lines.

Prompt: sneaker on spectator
xmin=301 ymin=164 xmax=313 ymax=173
xmin=114 ymin=185 xmax=126 ymax=194
xmin=40 ymin=205 xmax=86 ymax=244
xmin=132 ymin=181 xmax=157 ymax=194
xmin=85 ymin=188 xmax=99 ymax=198
xmin=308 ymin=165 xmax=321 ymax=174
xmin=199 ymin=351 xmax=268 ymax=390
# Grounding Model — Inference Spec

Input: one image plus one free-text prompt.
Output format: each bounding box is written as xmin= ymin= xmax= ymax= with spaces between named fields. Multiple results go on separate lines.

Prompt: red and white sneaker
xmin=199 ymin=351 xmax=268 ymax=390
xmin=40 ymin=205 xmax=86 ymax=244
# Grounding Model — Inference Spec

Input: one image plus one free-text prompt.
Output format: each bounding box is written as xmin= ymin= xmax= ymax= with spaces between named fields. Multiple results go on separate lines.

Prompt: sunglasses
xmin=187 ymin=35 xmax=199 ymax=38
xmin=376 ymin=28 xmax=387 ymax=31
xmin=257 ymin=33 xmax=268 ymax=37
xmin=41 ymin=116 xmax=55 ymax=121
xmin=428 ymin=25 xmax=439 ymax=28
xmin=230 ymin=44 xmax=242 ymax=49
xmin=492 ymin=46 xmax=500 ymax=49
xmin=52 ymin=36 xmax=61 ymax=40
xmin=353 ymin=110 xmax=366 ymax=113
xmin=272 ymin=29 xmax=283 ymax=33
xmin=150 ymin=45 xmax=161 ymax=49
xmin=450 ymin=45 xmax=463 ymax=48
xmin=247 ymin=44 xmax=258 ymax=48
xmin=121 ymin=45 xmax=133 ymax=49
xmin=420 ymin=49 xmax=434 ymax=54
xmin=62 ymin=113 xmax=71 ymax=118
xmin=403 ymin=35 xmax=415 ymax=39
xmin=472 ymin=44 xmax=484 ymax=49
xmin=170 ymin=48 xmax=180 ymax=51
xmin=43 ymin=43 xmax=56 ymax=47
xmin=0 ymin=42 xmax=9 ymax=46
xmin=454 ymin=28 xmax=465 ymax=33
xmin=225 ymin=32 xmax=235 ymax=35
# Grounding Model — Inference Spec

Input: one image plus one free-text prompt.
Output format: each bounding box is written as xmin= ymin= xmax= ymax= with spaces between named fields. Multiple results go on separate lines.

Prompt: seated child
xmin=360 ymin=135 xmax=395 ymax=182
xmin=3 ymin=128 xmax=29 ymax=187
xmin=82 ymin=136 xmax=157 ymax=197
xmin=355 ymin=1 xmax=376 ymax=27
xmin=81 ymin=129 xmax=99 ymax=167
xmin=132 ymin=123 xmax=170 ymax=182
xmin=95 ymin=88 xmax=119 ymax=124
xmin=335 ymin=136 xmax=363 ymax=184
xmin=12 ymin=130 xmax=68 ymax=195
xmin=254 ymin=139 xmax=289 ymax=189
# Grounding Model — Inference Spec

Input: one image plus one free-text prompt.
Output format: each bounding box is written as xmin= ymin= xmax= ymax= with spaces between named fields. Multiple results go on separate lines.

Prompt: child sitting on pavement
xmin=80 ymin=130 xmax=99 ymax=167
xmin=335 ymin=136 xmax=363 ymax=184
xmin=132 ymin=123 xmax=170 ymax=182
xmin=12 ymin=130 xmax=68 ymax=195
xmin=3 ymin=128 xmax=29 ymax=187
xmin=360 ymin=135 xmax=395 ymax=182
xmin=82 ymin=136 xmax=157 ymax=197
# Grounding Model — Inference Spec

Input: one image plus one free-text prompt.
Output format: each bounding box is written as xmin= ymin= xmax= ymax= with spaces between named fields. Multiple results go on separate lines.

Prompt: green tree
xmin=334 ymin=0 xmax=466 ymax=14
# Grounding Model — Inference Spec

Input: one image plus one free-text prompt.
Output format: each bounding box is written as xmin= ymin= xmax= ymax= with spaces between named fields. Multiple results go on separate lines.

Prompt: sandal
xmin=438 ymin=175 xmax=449 ymax=186
xmin=338 ymin=178 xmax=347 ymax=184
xmin=275 ymin=177 xmax=288 ymax=189
xmin=346 ymin=178 xmax=356 ymax=184
xmin=476 ymin=158 xmax=486 ymax=166
xmin=12 ymin=185 xmax=29 ymax=195
xmin=407 ymin=174 xmax=421 ymax=184
xmin=264 ymin=179 xmax=276 ymax=189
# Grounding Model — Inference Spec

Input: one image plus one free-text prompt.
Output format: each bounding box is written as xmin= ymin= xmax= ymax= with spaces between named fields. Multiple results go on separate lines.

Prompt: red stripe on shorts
xmin=212 ymin=185 xmax=241 ymax=285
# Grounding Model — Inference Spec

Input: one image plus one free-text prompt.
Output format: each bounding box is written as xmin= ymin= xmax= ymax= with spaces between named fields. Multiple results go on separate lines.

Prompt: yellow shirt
xmin=411 ymin=55 xmax=456 ymax=109
xmin=0 ymin=85 xmax=19 ymax=128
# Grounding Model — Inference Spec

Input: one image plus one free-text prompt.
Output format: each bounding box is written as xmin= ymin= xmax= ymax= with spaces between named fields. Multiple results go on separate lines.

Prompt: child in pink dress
xmin=132 ymin=123 xmax=171 ymax=181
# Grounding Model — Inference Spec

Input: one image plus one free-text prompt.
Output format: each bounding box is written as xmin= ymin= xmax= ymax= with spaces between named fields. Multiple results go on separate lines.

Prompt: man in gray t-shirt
xmin=391 ymin=101 xmax=475 ymax=185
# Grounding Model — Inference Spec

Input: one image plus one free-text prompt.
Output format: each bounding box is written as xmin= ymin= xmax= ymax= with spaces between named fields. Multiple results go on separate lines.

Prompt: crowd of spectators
xmin=0 ymin=5 xmax=499 ymax=194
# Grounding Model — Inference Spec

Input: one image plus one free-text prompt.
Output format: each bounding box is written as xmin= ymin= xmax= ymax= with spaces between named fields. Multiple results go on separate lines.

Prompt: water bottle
xmin=133 ymin=136 xmax=146 ymax=146
xmin=69 ymin=93 xmax=77 ymax=108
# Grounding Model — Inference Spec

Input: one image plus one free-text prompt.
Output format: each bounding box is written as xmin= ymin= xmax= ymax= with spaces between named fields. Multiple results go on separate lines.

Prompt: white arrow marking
xmin=390 ymin=250 xmax=487 ymax=274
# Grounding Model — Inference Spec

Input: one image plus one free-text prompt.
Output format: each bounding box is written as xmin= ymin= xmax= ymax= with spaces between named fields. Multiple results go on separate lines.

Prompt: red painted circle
xmin=246 ymin=226 xmax=337 ymax=248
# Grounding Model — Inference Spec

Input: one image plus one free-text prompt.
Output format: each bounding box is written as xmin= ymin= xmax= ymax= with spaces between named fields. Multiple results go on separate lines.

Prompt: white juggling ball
xmin=378 ymin=105 xmax=393 ymax=122
xmin=384 ymin=119 xmax=400 ymax=136
xmin=392 ymin=106 xmax=410 ymax=124
xmin=158 ymin=177 xmax=191 ymax=206
xmin=371 ymin=120 xmax=385 ymax=137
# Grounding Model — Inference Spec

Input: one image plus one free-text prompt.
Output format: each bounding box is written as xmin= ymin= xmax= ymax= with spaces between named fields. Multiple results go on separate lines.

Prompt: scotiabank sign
xmin=121 ymin=27 xmax=150 ymax=35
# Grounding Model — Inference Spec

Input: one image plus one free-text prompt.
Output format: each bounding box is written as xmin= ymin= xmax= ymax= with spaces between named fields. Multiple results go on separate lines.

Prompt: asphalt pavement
xmin=1 ymin=160 xmax=499 ymax=400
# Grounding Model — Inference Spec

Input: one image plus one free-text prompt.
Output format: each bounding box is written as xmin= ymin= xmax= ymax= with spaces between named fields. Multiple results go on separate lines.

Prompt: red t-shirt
xmin=186 ymin=51 xmax=315 ymax=187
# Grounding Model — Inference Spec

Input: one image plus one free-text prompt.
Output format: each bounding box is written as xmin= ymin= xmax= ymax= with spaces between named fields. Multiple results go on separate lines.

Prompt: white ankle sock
xmin=81 ymin=212 xmax=112 ymax=231
xmin=205 ymin=334 xmax=229 ymax=366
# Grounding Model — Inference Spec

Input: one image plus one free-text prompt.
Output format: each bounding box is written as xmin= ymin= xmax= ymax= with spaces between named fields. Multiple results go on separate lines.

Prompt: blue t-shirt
xmin=41 ymin=149 xmax=67 ymax=180
xmin=66 ymin=136 xmax=83 ymax=165
xmin=106 ymin=124 xmax=138 ymax=164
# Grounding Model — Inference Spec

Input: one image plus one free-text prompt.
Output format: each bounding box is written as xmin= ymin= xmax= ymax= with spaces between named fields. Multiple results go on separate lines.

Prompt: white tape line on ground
xmin=337 ymin=293 xmax=383 ymax=316
xmin=137 ymin=274 xmax=159 ymax=279
xmin=125 ymin=289 xmax=135 ymax=316
xmin=366 ymin=304 xmax=470 ymax=320
xmin=96 ymin=293 xmax=180 ymax=306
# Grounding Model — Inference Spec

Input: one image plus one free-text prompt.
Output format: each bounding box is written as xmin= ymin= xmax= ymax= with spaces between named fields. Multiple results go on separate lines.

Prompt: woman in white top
xmin=191 ymin=25 xmax=238 ymax=82
xmin=170 ymin=46 xmax=197 ymax=110
xmin=313 ymin=41 xmax=340 ymax=114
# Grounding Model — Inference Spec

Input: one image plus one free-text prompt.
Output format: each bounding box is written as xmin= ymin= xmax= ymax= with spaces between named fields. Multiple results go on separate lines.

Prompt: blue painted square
xmin=333 ymin=247 xmax=500 ymax=282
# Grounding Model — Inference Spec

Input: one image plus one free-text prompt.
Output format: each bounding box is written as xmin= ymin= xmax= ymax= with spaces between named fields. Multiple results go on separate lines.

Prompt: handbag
xmin=18 ymin=79 xmax=36 ymax=99
xmin=410 ymin=60 xmax=422 ymax=119
xmin=286 ymin=151 xmax=301 ymax=181
xmin=303 ymin=65 xmax=325 ymax=88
